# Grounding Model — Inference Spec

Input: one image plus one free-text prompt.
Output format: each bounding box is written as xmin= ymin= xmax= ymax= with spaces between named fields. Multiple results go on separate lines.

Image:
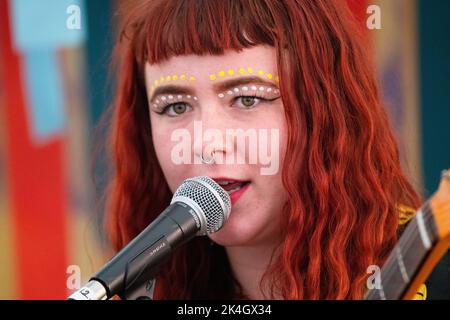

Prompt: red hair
xmin=105 ymin=0 xmax=421 ymax=299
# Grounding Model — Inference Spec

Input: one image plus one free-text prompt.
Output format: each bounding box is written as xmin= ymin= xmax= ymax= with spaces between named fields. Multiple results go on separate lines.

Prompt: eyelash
xmin=154 ymin=92 xmax=279 ymax=117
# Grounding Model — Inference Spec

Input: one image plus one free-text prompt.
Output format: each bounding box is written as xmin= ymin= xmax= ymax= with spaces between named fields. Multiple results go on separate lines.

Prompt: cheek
xmin=150 ymin=120 xmax=180 ymax=192
xmin=153 ymin=137 xmax=172 ymax=166
xmin=257 ymin=106 xmax=288 ymax=174
xmin=151 ymin=121 xmax=167 ymax=160
xmin=254 ymin=106 xmax=288 ymax=202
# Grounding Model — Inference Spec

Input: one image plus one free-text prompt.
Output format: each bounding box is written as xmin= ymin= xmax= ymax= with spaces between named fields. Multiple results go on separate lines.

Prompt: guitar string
xmin=365 ymin=208 xmax=434 ymax=299
xmin=365 ymin=203 xmax=436 ymax=299
xmin=377 ymin=204 xmax=434 ymax=285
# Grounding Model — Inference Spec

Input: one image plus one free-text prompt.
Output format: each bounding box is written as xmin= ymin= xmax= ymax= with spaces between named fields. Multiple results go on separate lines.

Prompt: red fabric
xmin=0 ymin=1 xmax=68 ymax=299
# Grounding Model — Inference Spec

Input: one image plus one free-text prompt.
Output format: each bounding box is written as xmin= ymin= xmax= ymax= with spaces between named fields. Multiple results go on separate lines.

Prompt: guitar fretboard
xmin=364 ymin=201 xmax=438 ymax=300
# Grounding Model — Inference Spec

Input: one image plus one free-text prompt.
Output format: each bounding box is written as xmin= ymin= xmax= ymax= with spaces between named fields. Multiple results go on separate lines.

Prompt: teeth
xmin=217 ymin=180 xmax=235 ymax=186
xmin=227 ymin=186 xmax=242 ymax=194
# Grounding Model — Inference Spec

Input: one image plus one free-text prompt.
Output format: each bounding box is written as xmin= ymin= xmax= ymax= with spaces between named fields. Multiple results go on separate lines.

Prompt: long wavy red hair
xmin=105 ymin=0 xmax=421 ymax=299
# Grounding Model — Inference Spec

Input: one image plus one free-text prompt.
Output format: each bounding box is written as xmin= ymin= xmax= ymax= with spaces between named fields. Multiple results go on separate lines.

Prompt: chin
xmin=208 ymin=221 xmax=256 ymax=246
xmin=208 ymin=220 xmax=274 ymax=247
xmin=209 ymin=235 xmax=251 ymax=247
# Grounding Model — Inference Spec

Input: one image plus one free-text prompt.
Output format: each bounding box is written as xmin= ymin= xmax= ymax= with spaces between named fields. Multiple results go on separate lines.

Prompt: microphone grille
xmin=171 ymin=176 xmax=231 ymax=234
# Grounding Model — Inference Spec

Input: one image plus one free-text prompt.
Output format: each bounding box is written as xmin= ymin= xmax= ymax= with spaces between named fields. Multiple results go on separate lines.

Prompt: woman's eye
xmin=235 ymin=96 xmax=261 ymax=109
xmin=161 ymin=103 xmax=191 ymax=117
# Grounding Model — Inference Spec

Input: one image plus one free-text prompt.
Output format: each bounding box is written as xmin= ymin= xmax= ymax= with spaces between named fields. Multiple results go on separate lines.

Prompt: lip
xmin=210 ymin=176 xmax=251 ymax=206
xmin=228 ymin=182 xmax=250 ymax=206
xmin=210 ymin=176 xmax=249 ymax=184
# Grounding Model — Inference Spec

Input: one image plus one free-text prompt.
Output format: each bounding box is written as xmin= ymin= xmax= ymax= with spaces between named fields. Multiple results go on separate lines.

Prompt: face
xmin=145 ymin=45 xmax=288 ymax=247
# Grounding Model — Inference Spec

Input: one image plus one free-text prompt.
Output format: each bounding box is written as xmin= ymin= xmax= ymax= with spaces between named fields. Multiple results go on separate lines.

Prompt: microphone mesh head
xmin=171 ymin=176 xmax=231 ymax=234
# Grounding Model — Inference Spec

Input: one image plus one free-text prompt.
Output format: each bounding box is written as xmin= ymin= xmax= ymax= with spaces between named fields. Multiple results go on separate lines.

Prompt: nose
xmin=192 ymin=103 xmax=234 ymax=165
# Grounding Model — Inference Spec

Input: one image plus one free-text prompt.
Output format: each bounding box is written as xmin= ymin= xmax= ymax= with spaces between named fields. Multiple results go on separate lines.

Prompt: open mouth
xmin=215 ymin=180 xmax=251 ymax=195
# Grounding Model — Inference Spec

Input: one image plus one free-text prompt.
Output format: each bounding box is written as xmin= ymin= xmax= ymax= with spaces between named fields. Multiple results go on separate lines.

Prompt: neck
xmin=225 ymin=242 xmax=282 ymax=300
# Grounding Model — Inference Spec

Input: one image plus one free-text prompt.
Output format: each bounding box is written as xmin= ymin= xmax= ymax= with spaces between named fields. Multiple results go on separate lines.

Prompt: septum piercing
xmin=201 ymin=150 xmax=216 ymax=164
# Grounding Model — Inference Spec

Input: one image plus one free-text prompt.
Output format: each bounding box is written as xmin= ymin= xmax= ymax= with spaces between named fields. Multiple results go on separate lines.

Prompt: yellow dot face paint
xmin=205 ymin=67 xmax=279 ymax=83
xmin=151 ymin=70 xmax=279 ymax=85
xmin=149 ymin=68 xmax=280 ymax=100
xmin=149 ymin=73 xmax=197 ymax=98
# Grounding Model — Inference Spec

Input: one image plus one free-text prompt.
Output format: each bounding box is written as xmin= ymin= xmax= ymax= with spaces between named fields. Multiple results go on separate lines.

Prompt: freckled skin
xmin=145 ymin=46 xmax=288 ymax=247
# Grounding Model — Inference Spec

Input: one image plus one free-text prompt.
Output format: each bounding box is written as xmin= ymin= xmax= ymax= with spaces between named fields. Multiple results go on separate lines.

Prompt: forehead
xmin=145 ymin=45 xmax=277 ymax=84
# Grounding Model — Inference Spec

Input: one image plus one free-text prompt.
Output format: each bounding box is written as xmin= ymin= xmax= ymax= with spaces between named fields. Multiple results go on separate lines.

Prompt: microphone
xmin=68 ymin=176 xmax=231 ymax=300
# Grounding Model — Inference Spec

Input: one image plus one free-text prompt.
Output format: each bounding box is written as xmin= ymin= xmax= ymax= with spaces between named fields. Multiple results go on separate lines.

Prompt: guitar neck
xmin=364 ymin=201 xmax=438 ymax=300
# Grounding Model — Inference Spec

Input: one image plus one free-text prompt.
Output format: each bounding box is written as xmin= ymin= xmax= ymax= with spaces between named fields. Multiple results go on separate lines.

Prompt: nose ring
xmin=201 ymin=149 xmax=216 ymax=164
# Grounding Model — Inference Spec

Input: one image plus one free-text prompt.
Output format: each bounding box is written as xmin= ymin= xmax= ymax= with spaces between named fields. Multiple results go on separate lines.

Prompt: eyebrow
xmin=149 ymin=76 xmax=278 ymax=102
xmin=150 ymin=85 xmax=195 ymax=102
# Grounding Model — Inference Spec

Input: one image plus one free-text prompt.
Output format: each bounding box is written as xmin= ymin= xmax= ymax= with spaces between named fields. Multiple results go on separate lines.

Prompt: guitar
xmin=365 ymin=169 xmax=450 ymax=300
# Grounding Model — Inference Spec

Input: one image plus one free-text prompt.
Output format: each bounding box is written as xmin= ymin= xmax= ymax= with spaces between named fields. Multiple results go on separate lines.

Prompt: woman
xmin=105 ymin=0 xmax=422 ymax=299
